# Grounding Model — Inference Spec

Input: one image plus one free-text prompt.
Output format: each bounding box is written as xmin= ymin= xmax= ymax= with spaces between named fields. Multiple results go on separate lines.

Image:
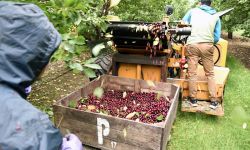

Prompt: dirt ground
xmin=224 ymin=34 xmax=250 ymax=69
xmin=27 ymin=60 xmax=90 ymax=116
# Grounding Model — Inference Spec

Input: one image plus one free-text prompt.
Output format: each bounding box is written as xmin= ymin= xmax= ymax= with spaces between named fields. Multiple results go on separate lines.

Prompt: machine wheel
xmin=198 ymin=45 xmax=221 ymax=66
xmin=90 ymin=52 xmax=113 ymax=80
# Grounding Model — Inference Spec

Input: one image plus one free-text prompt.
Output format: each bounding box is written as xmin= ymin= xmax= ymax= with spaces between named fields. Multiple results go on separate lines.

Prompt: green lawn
xmin=168 ymin=55 xmax=250 ymax=150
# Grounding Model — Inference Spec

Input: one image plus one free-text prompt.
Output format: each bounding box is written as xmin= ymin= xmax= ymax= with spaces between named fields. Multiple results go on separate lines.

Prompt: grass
xmin=168 ymin=55 xmax=250 ymax=150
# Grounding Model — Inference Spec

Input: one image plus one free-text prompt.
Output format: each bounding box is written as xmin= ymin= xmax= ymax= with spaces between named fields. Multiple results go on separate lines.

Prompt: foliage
xmin=169 ymin=0 xmax=191 ymax=21
xmin=113 ymin=0 xmax=190 ymax=22
xmin=15 ymin=0 xmax=119 ymax=77
xmin=213 ymin=0 xmax=250 ymax=37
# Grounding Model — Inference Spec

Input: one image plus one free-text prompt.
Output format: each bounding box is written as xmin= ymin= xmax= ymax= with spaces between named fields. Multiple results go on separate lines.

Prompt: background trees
xmin=214 ymin=0 xmax=250 ymax=38
xmin=12 ymin=0 xmax=250 ymax=77
xmin=113 ymin=0 xmax=190 ymax=22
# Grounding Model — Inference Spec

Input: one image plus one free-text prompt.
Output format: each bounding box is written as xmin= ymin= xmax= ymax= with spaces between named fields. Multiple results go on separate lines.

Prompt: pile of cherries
xmin=75 ymin=90 xmax=172 ymax=124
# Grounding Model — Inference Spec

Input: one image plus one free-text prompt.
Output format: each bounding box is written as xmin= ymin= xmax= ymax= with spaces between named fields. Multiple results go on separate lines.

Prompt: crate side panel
xmin=60 ymin=127 xmax=151 ymax=150
xmin=161 ymin=86 xmax=180 ymax=150
xmin=58 ymin=117 xmax=161 ymax=150
xmin=53 ymin=106 xmax=162 ymax=150
xmin=81 ymin=78 xmax=103 ymax=97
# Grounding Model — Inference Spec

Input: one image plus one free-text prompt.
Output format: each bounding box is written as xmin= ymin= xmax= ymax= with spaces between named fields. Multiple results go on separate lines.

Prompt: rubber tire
xmin=90 ymin=52 xmax=113 ymax=81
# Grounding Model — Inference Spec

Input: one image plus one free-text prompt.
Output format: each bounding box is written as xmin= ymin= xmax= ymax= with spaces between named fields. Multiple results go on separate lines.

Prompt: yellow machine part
xmin=118 ymin=63 xmax=162 ymax=81
xmin=118 ymin=64 xmax=139 ymax=79
xmin=141 ymin=65 xmax=161 ymax=82
xmin=215 ymin=38 xmax=228 ymax=67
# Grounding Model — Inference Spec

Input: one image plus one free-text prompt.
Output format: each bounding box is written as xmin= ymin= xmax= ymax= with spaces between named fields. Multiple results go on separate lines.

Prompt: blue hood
xmin=199 ymin=5 xmax=217 ymax=15
xmin=0 ymin=2 xmax=61 ymax=97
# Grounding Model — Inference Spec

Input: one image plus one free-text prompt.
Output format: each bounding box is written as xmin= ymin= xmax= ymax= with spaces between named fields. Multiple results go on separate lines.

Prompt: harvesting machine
xmin=92 ymin=6 xmax=233 ymax=116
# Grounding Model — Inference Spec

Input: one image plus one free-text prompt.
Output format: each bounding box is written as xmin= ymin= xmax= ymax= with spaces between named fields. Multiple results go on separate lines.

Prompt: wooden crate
xmin=53 ymin=75 xmax=180 ymax=150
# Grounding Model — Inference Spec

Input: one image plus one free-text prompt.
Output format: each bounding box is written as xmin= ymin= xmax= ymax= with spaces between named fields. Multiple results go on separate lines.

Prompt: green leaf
xmin=75 ymin=46 xmax=85 ymax=55
xmin=69 ymin=40 xmax=77 ymax=45
xmin=84 ymin=64 xmax=102 ymax=69
xmin=99 ymin=21 xmax=108 ymax=32
xmin=153 ymin=40 xmax=159 ymax=46
xmin=68 ymin=101 xmax=77 ymax=108
xmin=63 ymin=54 xmax=73 ymax=62
xmin=92 ymin=43 xmax=105 ymax=57
xmin=50 ymin=0 xmax=56 ymax=6
xmin=100 ymin=110 xmax=109 ymax=115
xmin=61 ymin=34 xmax=70 ymax=41
xmin=146 ymin=80 xmax=156 ymax=87
xmin=156 ymin=114 xmax=164 ymax=121
xmin=83 ymin=68 xmax=96 ymax=78
xmin=75 ymin=36 xmax=85 ymax=45
xmin=63 ymin=42 xmax=75 ymax=53
xmin=64 ymin=0 xmax=75 ymax=7
xmin=157 ymin=91 xmax=164 ymax=100
xmin=106 ymin=15 xmax=120 ymax=21
xmin=85 ymin=58 xmax=97 ymax=64
xmin=74 ymin=14 xmax=82 ymax=26
xmin=47 ymin=110 xmax=54 ymax=116
xmin=93 ymin=87 xmax=104 ymax=98
xmin=80 ymin=97 xmax=88 ymax=103
xmin=109 ymin=0 xmax=121 ymax=9
xmin=126 ymin=112 xmax=137 ymax=119
xmin=52 ymin=0 xmax=63 ymax=7
xmin=69 ymin=63 xmax=83 ymax=71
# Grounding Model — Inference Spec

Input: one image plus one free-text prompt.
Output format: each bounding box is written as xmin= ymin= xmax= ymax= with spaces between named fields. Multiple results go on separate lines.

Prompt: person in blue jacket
xmin=182 ymin=0 xmax=221 ymax=109
xmin=0 ymin=2 xmax=82 ymax=150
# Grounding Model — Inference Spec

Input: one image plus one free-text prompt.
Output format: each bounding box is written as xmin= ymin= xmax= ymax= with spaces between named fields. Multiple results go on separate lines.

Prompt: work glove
xmin=61 ymin=134 xmax=83 ymax=150
xmin=25 ymin=86 xmax=32 ymax=94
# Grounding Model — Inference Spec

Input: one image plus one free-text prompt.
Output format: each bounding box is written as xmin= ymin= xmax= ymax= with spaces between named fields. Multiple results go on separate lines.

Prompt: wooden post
xmin=180 ymin=45 xmax=187 ymax=79
xmin=136 ymin=64 xmax=142 ymax=79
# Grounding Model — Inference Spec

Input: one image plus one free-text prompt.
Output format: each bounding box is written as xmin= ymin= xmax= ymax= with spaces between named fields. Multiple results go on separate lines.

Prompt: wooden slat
xmin=104 ymin=75 xmax=174 ymax=95
xmin=161 ymin=85 xmax=180 ymax=150
xmin=81 ymin=79 xmax=103 ymax=97
xmin=139 ymin=79 xmax=173 ymax=92
xmin=166 ymin=78 xmax=185 ymax=87
xmin=182 ymin=90 xmax=223 ymax=101
xmin=136 ymin=64 xmax=142 ymax=79
xmin=117 ymin=63 xmax=138 ymax=79
xmin=54 ymin=105 xmax=162 ymax=150
xmin=61 ymin=127 xmax=151 ymax=150
xmin=59 ymin=118 xmax=161 ymax=150
xmin=182 ymin=81 xmax=224 ymax=91
xmin=104 ymin=75 xmax=136 ymax=88
xmin=181 ymin=100 xmax=224 ymax=116
xmin=167 ymin=78 xmax=225 ymax=101
xmin=54 ymin=106 xmax=163 ymax=132
xmin=141 ymin=65 xmax=162 ymax=82
xmin=196 ymin=65 xmax=230 ymax=84
xmin=116 ymin=48 xmax=169 ymax=56
xmin=113 ymin=53 xmax=167 ymax=66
